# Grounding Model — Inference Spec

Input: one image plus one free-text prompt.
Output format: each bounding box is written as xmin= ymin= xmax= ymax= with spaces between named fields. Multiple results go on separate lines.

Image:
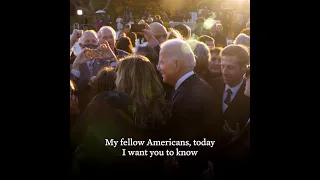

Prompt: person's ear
xmin=174 ymin=60 xmax=181 ymax=72
xmin=241 ymin=65 xmax=247 ymax=74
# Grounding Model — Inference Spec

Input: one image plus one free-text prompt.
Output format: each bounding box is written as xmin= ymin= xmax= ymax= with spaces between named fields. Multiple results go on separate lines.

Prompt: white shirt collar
xmin=175 ymin=71 xmax=195 ymax=90
xmin=224 ymin=81 xmax=243 ymax=95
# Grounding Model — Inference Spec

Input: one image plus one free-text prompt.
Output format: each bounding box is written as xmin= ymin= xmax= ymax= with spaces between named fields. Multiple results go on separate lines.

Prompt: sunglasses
xmin=154 ymin=34 xmax=167 ymax=40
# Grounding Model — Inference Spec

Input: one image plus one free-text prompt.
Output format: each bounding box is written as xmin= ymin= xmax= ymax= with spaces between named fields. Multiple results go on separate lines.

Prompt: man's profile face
xmin=157 ymin=50 xmax=177 ymax=86
xmin=99 ymin=28 xmax=115 ymax=49
xmin=221 ymin=56 xmax=245 ymax=87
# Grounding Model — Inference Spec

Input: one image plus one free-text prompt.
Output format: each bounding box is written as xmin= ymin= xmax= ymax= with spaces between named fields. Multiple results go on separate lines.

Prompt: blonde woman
xmin=72 ymin=55 xmax=170 ymax=177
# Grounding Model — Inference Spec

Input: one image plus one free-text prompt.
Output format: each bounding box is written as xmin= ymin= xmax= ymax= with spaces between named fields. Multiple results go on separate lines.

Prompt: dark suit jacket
xmin=71 ymin=91 xmax=170 ymax=178
xmin=209 ymin=78 xmax=250 ymax=144
xmin=169 ymin=74 xmax=220 ymax=139
xmin=168 ymin=74 xmax=220 ymax=178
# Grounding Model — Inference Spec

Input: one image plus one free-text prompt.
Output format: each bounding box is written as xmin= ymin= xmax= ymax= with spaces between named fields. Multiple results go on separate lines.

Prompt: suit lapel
xmin=213 ymin=78 xmax=225 ymax=113
xmin=171 ymin=74 xmax=197 ymax=103
xmin=224 ymin=81 xmax=246 ymax=115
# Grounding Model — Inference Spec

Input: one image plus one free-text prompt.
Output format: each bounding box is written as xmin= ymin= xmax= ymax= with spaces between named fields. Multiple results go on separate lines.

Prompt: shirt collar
xmin=175 ymin=71 xmax=195 ymax=90
xmin=86 ymin=59 xmax=96 ymax=65
xmin=224 ymin=81 xmax=243 ymax=95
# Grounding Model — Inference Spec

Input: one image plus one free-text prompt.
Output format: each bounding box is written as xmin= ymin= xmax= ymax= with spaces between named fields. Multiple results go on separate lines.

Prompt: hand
xmin=97 ymin=41 xmax=117 ymax=60
xmin=71 ymin=29 xmax=83 ymax=43
xmin=70 ymin=93 xmax=80 ymax=115
xmin=137 ymin=23 xmax=156 ymax=42
xmin=72 ymin=48 xmax=90 ymax=70
xmin=223 ymin=121 xmax=240 ymax=136
xmin=74 ymin=48 xmax=90 ymax=65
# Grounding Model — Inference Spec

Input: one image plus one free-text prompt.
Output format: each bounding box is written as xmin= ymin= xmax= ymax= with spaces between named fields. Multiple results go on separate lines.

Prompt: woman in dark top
xmin=71 ymin=55 xmax=171 ymax=178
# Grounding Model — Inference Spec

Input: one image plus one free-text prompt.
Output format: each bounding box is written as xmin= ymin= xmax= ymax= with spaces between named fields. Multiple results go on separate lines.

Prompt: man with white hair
xmin=97 ymin=26 xmax=129 ymax=66
xmin=149 ymin=22 xmax=168 ymax=45
xmin=157 ymin=39 xmax=219 ymax=178
xmin=70 ymin=30 xmax=113 ymax=113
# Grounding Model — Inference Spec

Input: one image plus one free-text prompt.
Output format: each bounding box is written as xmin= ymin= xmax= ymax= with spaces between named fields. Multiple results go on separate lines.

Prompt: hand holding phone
xmin=84 ymin=49 xmax=104 ymax=60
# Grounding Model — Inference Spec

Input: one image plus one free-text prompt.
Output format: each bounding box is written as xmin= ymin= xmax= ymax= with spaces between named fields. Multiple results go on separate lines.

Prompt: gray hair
xmin=234 ymin=33 xmax=250 ymax=47
xmin=98 ymin=26 xmax=116 ymax=39
xmin=78 ymin=30 xmax=99 ymax=45
xmin=187 ymin=40 xmax=210 ymax=74
xmin=161 ymin=39 xmax=196 ymax=70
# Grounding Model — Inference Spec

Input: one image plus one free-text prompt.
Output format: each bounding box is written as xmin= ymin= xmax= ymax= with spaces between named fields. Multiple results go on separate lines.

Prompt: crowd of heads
xmin=70 ymin=5 xmax=250 ymax=178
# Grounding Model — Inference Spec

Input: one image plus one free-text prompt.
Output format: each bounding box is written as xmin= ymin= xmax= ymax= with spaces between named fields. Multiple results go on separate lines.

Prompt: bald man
xmin=98 ymin=26 xmax=129 ymax=66
xmin=157 ymin=39 xmax=220 ymax=178
xmin=149 ymin=22 xmax=168 ymax=44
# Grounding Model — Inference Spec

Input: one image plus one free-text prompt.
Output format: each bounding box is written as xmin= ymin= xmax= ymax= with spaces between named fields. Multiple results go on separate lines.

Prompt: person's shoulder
xmin=179 ymin=75 xmax=213 ymax=98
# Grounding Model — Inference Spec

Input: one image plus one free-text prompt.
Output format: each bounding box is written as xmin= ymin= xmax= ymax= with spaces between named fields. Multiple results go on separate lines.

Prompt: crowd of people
xmin=70 ymin=6 xmax=250 ymax=179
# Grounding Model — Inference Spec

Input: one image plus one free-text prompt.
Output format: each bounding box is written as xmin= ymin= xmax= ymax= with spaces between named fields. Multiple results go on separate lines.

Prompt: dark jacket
xmin=168 ymin=74 xmax=220 ymax=178
xmin=209 ymin=77 xmax=250 ymax=144
xmin=71 ymin=91 xmax=170 ymax=179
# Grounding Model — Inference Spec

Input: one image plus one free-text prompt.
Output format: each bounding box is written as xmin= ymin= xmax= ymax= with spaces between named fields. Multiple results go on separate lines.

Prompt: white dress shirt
xmin=71 ymin=59 xmax=96 ymax=78
xmin=175 ymin=71 xmax=195 ymax=90
xmin=222 ymin=81 xmax=243 ymax=112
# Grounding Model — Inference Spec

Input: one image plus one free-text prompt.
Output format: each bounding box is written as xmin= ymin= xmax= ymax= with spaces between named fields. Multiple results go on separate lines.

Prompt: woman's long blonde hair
xmin=115 ymin=55 xmax=169 ymax=128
